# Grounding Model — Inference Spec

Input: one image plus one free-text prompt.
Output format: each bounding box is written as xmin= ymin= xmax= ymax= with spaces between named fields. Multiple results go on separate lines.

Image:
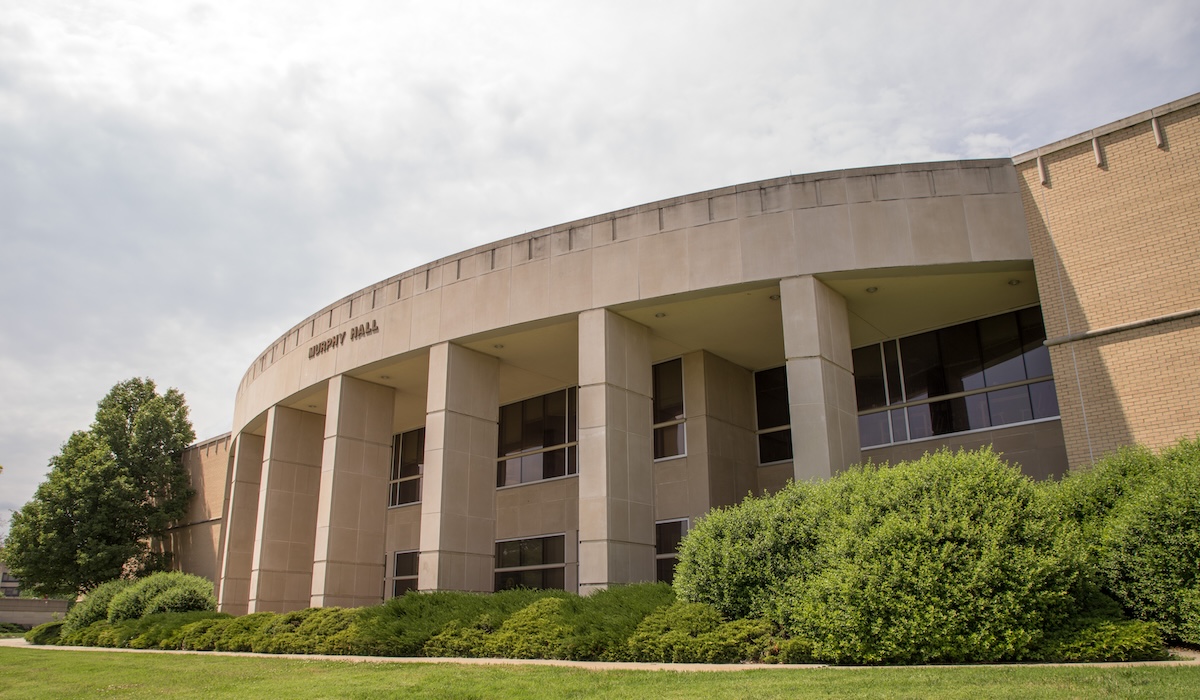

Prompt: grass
xmin=1 ymin=647 xmax=1199 ymax=699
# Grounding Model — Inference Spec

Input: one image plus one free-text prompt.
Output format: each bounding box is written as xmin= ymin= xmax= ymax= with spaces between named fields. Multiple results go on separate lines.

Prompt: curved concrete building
xmin=164 ymin=92 xmax=1200 ymax=614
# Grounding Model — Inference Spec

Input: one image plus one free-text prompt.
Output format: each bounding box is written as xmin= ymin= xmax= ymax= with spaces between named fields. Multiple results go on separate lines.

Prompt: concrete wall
xmin=0 ymin=599 xmax=69 ymax=629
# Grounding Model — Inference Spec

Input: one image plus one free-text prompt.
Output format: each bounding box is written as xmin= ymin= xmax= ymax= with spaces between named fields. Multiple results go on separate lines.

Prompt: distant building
xmin=163 ymin=92 xmax=1200 ymax=614
xmin=0 ymin=562 xmax=20 ymax=598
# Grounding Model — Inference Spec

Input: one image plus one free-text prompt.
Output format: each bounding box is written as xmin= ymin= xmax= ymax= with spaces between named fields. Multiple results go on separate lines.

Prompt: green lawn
xmin=1 ymin=648 xmax=1199 ymax=699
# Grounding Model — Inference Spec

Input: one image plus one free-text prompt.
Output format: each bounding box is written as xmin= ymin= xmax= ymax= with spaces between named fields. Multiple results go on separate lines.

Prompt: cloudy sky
xmin=1 ymin=0 xmax=1197 ymax=538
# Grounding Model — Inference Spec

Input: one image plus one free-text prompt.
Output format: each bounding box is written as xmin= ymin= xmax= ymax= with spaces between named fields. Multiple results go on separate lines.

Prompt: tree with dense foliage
xmin=3 ymin=378 xmax=195 ymax=596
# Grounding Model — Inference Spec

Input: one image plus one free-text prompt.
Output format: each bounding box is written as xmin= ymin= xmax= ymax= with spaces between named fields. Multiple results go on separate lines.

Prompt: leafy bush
xmin=1052 ymin=436 xmax=1200 ymax=644
xmin=676 ymin=448 xmax=1086 ymax=664
xmin=107 ymin=571 xmax=214 ymax=623
xmin=61 ymin=578 xmax=133 ymax=636
xmin=195 ymin=611 xmax=278 ymax=652
xmin=625 ymin=601 xmax=771 ymax=663
xmin=24 ymin=620 xmax=63 ymax=645
xmin=0 ymin=622 xmax=27 ymax=634
xmin=1032 ymin=617 xmax=1167 ymax=662
xmin=1096 ymin=441 xmax=1200 ymax=644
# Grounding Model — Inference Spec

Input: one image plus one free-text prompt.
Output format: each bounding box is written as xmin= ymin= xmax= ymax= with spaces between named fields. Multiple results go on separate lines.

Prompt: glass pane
xmin=907 ymin=404 xmax=933 ymax=440
xmin=543 ymin=390 xmax=567 ymax=447
xmin=399 ymin=429 xmax=424 ymax=479
xmin=393 ymin=578 xmax=417 ymax=597
xmin=496 ymin=541 xmax=521 ymax=569
xmin=988 ymin=385 xmax=1033 ymax=426
xmin=858 ymin=412 xmax=891 ymax=448
xmin=567 ymin=387 xmax=578 ymax=442
xmin=758 ymin=429 xmax=793 ymax=464
xmin=521 ymin=538 xmax=545 ymax=567
xmin=900 ymin=331 xmax=939 ymax=401
xmin=853 ymin=345 xmax=888 ymax=411
xmin=543 ymin=448 xmax=566 ymax=479
xmin=657 ymin=557 xmax=677 ymax=584
xmin=397 ymin=479 xmax=420 ymax=505
xmin=391 ymin=434 xmax=402 ymax=481
xmin=1019 ymin=307 xmax=1053 ymax=378
xmin=520 ymin=452 xmax=543 ymax=484
xmin=884 ymin=340 xmax=904 ymax=404
xmin=567 ymin=445 xmax=577 ymax=475
xmin=497 ymin=458 xmax=520 ymax=487
xmin=656 ymin=521 xmax=684 ymax=556
xmin=654 ymin=423 xmax=685 ymax=459
xmin=890 ymin=408 xmax=908 ymax=442
xmin=498 ymin=402 xmax=524 ymax=456
xmin=395 ymin=551 xmax=419 ymax=577
xmin=495 ymin=572 xmax=520 ymax=591
xmin=938 ymin=323 xmax=985 ymax=393
xmin=754 ymin=367 xmax=790 ymax=430
xmin=979 ymin=313 xmax=1027 ymax=386
xmin=522 ymin=395 xmax=545 ymax=453
xmin=543 ymin=536 xmax=565 ymax=564
xmin=653 ymin=359 xmax=685 ymax=424
xmin=965 ymin=393 xmax=991 ymax=431
xmin=541 ymin=567 xmax=566 ymax=590
xmin=389 ymin=482 xmax=400 ymax=507
xmin=1030 ymin=381 xmax=1060 ymax=419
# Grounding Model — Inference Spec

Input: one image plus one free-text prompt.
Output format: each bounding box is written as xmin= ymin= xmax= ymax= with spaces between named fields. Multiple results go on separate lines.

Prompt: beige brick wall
xmin=158 ymin=434 xmax=231 ymax=581
xmin=1018 ymin=102 xmax=1200 ymax=467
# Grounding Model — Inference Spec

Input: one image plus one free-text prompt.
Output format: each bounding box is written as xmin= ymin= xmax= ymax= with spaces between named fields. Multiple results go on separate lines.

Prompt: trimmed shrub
xmin=676 ymin=448 xmax=1086 ymax=664
xmin=1033 ymin=617 xmax=1167 ymax=662
xmin=107 ymin=572 xmax=214 ymax=623
xmin=625 ymin=601 xmax=771 ymax=663
xmin=353 ymin=588 xmax=563 ymax=657
xmin=483 ymin=597 xmax=572 ymax=659
xmin=61 ymin=578 xmax=133 ymax=636
xmin=25 ymin=620 xmax=63 ymax=645
xmin=205 ymin=611 xmax=278 ymax=652
xmin=0 ymin=622 xmax=27 ymax=634
xmin=249 ymin=607 xmax=362 ymax=654
xmin=1051 ymin=445 xmax=1165 ymax=555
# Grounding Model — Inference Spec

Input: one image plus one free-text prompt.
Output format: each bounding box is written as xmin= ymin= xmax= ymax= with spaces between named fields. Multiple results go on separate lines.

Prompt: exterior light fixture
xmin=655 ymin=312 xmax=667 ymax=318
xmin=1008 ymin=279 xmax=1021 ymax=286
xmin=866 ymin=286 xmax=879 ymax=293
xmin=769 ymin=294 xmax=781 ymax=301
xmin=380 ymin=375 xmax=390 ymax=380
xmin=493 ymin=344 xmax=505 ymax=350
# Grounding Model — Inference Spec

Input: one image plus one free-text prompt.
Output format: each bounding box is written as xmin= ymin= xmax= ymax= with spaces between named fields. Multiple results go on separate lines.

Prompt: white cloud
xmin=1 ymin=0 xmax=1198 ymax=537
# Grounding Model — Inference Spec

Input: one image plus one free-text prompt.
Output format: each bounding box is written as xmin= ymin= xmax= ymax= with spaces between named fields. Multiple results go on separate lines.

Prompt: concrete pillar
xmin=216 ymin=432 xmax=265 ymax=615
xmin=577 ymin=309 xmax=656 ymax=594
xmin=311 ymin=375 xmax=396 ymax=608
xmin=780 ymin=275 xmax=861 ymax=479
xmin=247 ymin=405 xmax=325 ymax=613
xmin=417 ymin=343 xmax=500 ymax=592
xmin=693 ymin=351 xmax=759 ymax=508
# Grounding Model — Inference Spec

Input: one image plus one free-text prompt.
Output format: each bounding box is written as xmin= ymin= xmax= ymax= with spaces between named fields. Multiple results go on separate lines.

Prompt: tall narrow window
xmin=390 ymin=428 xmax=424 ymax=506
xmin=653 ymin=358 xmax=686 ymax=459
xmin=494 ymin=535 xmax=566 ymax=591
xmin=497 ymin=388 xmax=578 ymax=487
xmin=755 ymin=366 xmax=793 ymax=464
xmin=655 ymin=519 xmax=688 ymax=584
xmin=391 ymin=551 xmax=418 ymax=597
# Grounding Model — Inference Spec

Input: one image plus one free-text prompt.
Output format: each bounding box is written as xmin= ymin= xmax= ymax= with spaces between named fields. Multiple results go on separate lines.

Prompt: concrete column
xmin=311 ymin=376 xmax=396 ymax=608
xmin=780 ymin=275 xmax=861 ymax=479
xmin=417 ymin=342 xmax=500 ymax=592
xmin=216 ymin=432 xmax=265 ymax=615
xmin=577 ymin=309 xmax=655 ymax=594
xmin=247 ymin=405 xmax=325 ymax=613
xmin=693 ymin=351 xmax=759 ymax=508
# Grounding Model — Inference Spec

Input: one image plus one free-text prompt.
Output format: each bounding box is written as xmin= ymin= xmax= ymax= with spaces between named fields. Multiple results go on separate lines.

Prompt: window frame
xmin=754 ymin=365 xmax=793 ymax=466
xmin=495 ymin=388 xmax=579 ymax=488
xmin=493 ymin=533 xmax=567 ymax=591
xmin=389 ymin=428 xmax=425 ymax=507
xmin=389 ymin=550 xmax=419 ymax=597
xmin=654 ymin=518 xmax=689 ymax=584
xmin=652 ymin=357 xmax=687 ymax=461
xmin=854 ymin=306 xmax=1060 ymax=450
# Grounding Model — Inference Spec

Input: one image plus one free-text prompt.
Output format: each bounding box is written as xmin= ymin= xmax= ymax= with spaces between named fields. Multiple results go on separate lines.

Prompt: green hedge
xmin=107 ymin=571 xmax=214 ymax=623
